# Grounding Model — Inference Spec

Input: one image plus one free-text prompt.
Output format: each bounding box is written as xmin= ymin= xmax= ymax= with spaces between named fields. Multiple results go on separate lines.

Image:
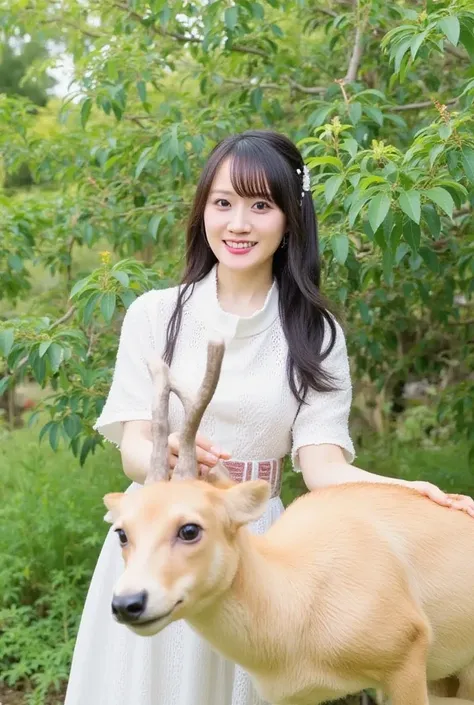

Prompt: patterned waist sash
xmin=221 ymin=458 xmax=283 ymax=499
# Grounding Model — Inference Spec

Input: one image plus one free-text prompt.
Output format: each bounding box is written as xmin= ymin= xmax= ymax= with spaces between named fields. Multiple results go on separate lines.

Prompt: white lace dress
xmin=64 ymin=265 xmax=355 ymax=705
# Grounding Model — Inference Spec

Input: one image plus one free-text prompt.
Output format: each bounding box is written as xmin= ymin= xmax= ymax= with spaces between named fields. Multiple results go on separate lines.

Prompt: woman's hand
xmin=168 ymin=432 xmax=231 ymax=477
xmin=409 ymin=480 xmax=474 ymax=518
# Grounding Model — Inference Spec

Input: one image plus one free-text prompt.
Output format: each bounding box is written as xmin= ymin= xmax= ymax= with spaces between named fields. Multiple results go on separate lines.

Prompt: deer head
xmin=103 ymin=340 xmax=271 ymax=636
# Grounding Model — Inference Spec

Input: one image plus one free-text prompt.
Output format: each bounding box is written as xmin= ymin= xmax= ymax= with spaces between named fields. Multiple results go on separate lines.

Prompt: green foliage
xmin=1 ymin=421 xmax=472 ymax=703
xmin=0 ymin=421 xmax=126 ymax=702
xmin=0 ymin=2 xmax=472 ymax=460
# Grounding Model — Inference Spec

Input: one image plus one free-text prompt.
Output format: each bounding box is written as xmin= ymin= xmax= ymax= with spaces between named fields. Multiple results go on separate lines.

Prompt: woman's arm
xmin=120 ymin=420 xmax=154 ymax=485
xmin=298 ymin=443 xmax=474 ymax=515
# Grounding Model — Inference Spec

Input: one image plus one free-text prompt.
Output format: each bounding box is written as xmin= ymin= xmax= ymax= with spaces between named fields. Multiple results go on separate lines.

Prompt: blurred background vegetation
xmin=0 ymin=0 xmax=473 ymax=702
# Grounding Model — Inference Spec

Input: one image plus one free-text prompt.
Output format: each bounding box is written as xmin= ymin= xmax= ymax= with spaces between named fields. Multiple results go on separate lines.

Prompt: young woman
xmin=64 ymin=129 xmax=474 ymax=705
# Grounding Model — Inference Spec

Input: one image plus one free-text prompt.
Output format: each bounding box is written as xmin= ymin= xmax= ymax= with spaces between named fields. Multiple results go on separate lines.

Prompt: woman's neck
xmin=216 ymin=263 xmax=274 ymax=316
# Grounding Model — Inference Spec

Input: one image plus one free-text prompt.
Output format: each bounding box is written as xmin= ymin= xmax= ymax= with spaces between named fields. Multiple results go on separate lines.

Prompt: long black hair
xmin=163 ymin=129 xmax=340 ymax=403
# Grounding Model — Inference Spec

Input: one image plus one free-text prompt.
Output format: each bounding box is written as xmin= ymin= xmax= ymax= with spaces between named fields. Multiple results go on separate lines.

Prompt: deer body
xmin=104 ymin=342 xmax=474 ymax=704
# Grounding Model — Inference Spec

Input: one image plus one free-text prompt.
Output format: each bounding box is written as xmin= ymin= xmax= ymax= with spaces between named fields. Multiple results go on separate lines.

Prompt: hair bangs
xmin=228 ymin=149 xmax=281 ymax=205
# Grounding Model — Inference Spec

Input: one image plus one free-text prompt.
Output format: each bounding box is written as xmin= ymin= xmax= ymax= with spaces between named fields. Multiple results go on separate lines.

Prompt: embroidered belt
xmin=221 ymin=458 xmax=283 ymax=499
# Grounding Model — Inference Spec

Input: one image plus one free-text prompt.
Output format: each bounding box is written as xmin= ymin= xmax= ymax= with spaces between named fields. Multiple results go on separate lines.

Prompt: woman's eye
xmin=254 ymin=201 xmax=270 ymax=210
xmin=216 ymin=199 xmax=231 ymax=207
xmin=115 ymin=528 xmax=128 ymax=546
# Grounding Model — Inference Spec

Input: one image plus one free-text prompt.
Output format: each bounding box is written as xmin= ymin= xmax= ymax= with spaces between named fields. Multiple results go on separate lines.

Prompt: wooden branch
xmin=445 ymin=45 xmax=470 ymax=61
xmin=40 ymin=18 xmax=104 ymax=39
xmin=314 ymin=7 xmax=338 ymax=18
xmin=389 ymin=98 xmax=458 ymax=112
xmin=345 ymin=25 xmax=363 ymax=82
xmin=50 ymin=306 xmax=77 ymax=329
xmin=287 ymin=78 xmax=326 ymax=94
xmin=112 ymin=2 xmax=268 ymax=58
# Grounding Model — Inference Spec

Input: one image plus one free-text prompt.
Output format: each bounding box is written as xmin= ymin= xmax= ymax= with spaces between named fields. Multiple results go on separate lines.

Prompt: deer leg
xmin=428 ymin=698 xmax=473 ymax=704
xmin=457 ymin=660 xmax=474 ymax=700
xmin=384 ymin=624 xmax=430 ymax=705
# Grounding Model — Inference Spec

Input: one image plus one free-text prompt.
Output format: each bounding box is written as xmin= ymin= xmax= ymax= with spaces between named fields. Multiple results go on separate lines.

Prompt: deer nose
xmin=111 ymin=591 xmax=148 ymax=622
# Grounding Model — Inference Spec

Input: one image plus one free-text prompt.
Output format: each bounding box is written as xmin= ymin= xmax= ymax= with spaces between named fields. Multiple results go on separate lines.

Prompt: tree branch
xmin=39 ymin=18 xmax=104 ymax=39
xmin=389 ymin=98 xmax=458 ymax=112
xmin=445 ymin=45 xmax=470 ymax=61
xmin=112 ymin=2 xmax=268 ymax=58
xmin=50 ymin=306 xmax=77 ymax=329
xmin=345 ymin=25 xmax=363 ymax=82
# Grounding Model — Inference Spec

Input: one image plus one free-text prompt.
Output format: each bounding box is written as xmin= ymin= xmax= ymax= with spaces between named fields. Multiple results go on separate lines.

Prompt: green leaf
xmin=438 ymin=16 xmax=460 ymax=46
xmin=39 ymin=341 xmax=51 ymax=358
xmin=348 ymin=102 xmax=362 ymax=125
xmin=48 ymin=343 xmax=64 ymax=373
xmin=49 ymin=423 xmax=60 ymax=452
xmin=0 ymin=329 xmax=14 ymax=357
xmin=7 ymin=254 xmax=23 ymax=271
xmin=460 ymin=23 xmax=474 ymax=62
xmin=324 ymin=175 xmax=343 ymax=204
xmin=422 ymin=204 xmax=441 ymax=239
xmin=250 ymin=87 xmax=263 ymax=111
xmin=383 ymin=249 xmax=393 ymax=286
xmin=100 ymin=292 xmax=116 ymax=322
xmin=81 ymin=98 xmax=92 ymax=128
xmin=136 ymin=80 xmax=147 ymax=103
xmin=148 ymin=214 xmax=162 ymax=239
xmin=331 ymin=234 xmax=349 ymax=264
xmin=429 ymin=144 xmax=444 ymax=168
xmin=395 ymin=243 xmax=410 ymax=264
xmin=135 ymin=147 xmax=153 ymax=179
xmin=225 ymin=6 xmax=238 ymax=30
xmin=461 ymin=146 xmax=474 ymax=183
xmin=399 ymin=189 xmax=421 ymax=224
xmin=368 ymin=192 xmax=391 ymax=233
xmin=410 ymin=30 xmax=428 ymax=60
xmin=111 ymin=270 xmax=130 ymax=287
xmin=251 ymin=3 xmax=264 ymax=19
xmin=0 ymin=375 xmax=10 ymax=395
xmin=403 ymin=219 xmax=421 ymax=253
xmin=439 ymin=124 xmax=452 ymax=140
xmin=363 ymin=105 xmax=384 ymax=126
xmin=419 ymin=246 xmax=439 ymax=273
xmin=425 ymin=187 xmax=454 ymax=218
xmin=63 ymin=413 xmax=82 ymax=440
xmin=70 ymin=276 xmax=90 ymax=299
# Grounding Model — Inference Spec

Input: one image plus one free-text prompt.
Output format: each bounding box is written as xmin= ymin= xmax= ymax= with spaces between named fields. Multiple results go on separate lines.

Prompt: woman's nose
xmin=227 ymin=208 xmax=251 ymax=233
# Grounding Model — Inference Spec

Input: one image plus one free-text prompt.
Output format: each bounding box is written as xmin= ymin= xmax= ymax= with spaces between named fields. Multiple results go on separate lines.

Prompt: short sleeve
xmin=291 ymin=319 xmax=355 ymax=471
xmin=93 ymin=292 xmax=160 ymax=447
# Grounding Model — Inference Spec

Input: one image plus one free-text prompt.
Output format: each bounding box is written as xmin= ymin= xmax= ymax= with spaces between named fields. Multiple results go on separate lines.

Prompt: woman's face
xmin=203 ymin=158 xmax=286 ymax=275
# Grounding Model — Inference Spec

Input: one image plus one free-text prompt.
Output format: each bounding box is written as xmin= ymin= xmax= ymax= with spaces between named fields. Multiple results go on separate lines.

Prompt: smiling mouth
xmin=223 ymin=240 xmax=257 ymax=250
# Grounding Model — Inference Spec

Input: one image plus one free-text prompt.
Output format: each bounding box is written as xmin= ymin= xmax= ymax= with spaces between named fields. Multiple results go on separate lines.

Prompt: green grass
xmin=1 ymin=418 xmax=473 ymax=704
xmin=0 ymin=420 xmax=127 ymax=704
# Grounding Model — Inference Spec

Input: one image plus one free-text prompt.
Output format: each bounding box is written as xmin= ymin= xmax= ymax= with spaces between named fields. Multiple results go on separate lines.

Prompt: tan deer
xmin=104 ymin=340 xmax=474 ymax=705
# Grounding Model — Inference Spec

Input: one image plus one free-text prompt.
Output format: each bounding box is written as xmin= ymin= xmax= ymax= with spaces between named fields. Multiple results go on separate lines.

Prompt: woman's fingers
xmin=168 ymin=432 xmax=231 ymax=470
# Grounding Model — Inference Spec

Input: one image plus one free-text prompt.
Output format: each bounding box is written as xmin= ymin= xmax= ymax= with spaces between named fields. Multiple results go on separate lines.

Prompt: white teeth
xmin=224 ymin=241 xmax=257 ymax=249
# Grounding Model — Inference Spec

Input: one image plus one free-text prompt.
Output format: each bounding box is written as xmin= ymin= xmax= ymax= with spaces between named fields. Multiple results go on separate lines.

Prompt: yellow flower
xmin=99 ymin=250 xmax=111 ymax=264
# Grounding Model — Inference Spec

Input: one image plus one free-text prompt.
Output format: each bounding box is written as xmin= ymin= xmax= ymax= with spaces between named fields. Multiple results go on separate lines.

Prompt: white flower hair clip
xmin=296 ymin=164 xmax=311 ymax=200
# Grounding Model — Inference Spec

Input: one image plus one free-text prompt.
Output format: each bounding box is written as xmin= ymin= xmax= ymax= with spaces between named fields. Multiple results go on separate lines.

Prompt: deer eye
xmin=115 ymin=528 xmax=128 ymax=546
xmin=177 ymin=524 xmax=202 ymax=543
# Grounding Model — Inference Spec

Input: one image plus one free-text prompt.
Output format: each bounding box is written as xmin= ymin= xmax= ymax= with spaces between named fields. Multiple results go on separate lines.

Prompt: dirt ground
xmin=0 ymin=685 xmax=65 ymax=705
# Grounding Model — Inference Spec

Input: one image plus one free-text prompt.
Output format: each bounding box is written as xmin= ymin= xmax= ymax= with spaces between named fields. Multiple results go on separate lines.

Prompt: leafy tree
xmin=0 ymin=36 xmax=57 ymax=186
xmin=0 ymin=0 xmax=473 ymax=469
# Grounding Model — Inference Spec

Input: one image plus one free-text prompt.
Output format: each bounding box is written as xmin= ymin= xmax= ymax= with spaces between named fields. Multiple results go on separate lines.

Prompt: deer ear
xmin=222 ymin=480 xmax=271 ymax=527
xmin=206 ymin=462 xmax=235 ymax=490
xmin=103 ymin=492 xmax=125 ymax=523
